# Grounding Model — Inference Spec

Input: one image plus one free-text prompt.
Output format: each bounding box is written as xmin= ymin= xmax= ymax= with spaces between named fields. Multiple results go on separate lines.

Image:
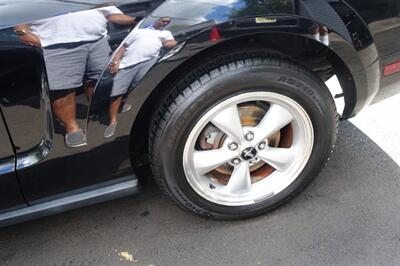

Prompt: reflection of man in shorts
xmin=105 ymin=17 xmax=177 ymax=138
xmin=14 ymin=6 xmax=137 ymax=147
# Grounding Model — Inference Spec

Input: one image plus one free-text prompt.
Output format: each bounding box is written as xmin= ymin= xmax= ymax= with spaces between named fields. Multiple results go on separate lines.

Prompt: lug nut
xmin=245 ymin=132 xmax=254 ymax=141
xmin=228 ymin=142 xmax=238 ymax=151
xmin=258 ymin=141 xmax=267 ymax=150
xmin=249 ymin=158 xmax=258 ymax=164
xmin=231 ymin=158 xmax=241 ymax=165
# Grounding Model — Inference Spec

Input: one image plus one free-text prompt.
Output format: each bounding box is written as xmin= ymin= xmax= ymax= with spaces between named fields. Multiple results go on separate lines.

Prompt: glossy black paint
xmin=0 ymin=0 xmax=398 ymax=224
xmin=0 ymin=1 xmax=160 ymax=203
xmin=344 ymin=0 xmax=400 ymax=57
xmin=343 ymin=0 xmax=400 ymax=90
xmin=0 ymin=0 xmax=162 ymax=29
xmin=0 ymin=109 xmax=26 ymax=211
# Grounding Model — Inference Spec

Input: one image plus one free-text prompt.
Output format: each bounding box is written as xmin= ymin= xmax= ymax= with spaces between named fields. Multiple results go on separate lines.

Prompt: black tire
xmin=149 ymin=49 xmax=337 ymax=219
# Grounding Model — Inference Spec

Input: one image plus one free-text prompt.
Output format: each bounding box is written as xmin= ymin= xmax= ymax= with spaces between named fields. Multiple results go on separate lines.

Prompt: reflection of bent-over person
xmin=14 ymin=6 xmax=137 ymax=148
xmin=105 ymin=17 xmax=177 ymax=138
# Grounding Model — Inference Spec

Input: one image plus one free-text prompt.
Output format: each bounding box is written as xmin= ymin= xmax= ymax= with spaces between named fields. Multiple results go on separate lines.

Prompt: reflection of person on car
xmin=105 ymin=17 xmax=177 ymax=138
xmin=14 ymin=6 xmax=137 ymax=148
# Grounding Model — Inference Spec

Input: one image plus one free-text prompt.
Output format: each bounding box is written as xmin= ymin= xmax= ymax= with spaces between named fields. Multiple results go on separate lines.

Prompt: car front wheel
xmin=149 ymin=50 xmax=337 ymax=219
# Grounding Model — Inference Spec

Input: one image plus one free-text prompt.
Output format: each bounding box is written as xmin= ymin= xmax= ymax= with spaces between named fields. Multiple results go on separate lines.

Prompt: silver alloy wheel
xmin=182 ymin=92 xmax=314 ymax=206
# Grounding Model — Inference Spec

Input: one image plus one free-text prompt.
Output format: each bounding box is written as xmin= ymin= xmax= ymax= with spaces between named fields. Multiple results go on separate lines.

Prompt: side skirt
xmin=0 ymin=177 xmax=139 ymax=227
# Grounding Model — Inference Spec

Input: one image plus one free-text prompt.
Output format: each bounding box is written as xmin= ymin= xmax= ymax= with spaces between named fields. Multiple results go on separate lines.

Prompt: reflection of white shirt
xmin=30 ymin=6 xmax=122 ymax=47
xmin=119 ymin=27 xmax=174 ymax=69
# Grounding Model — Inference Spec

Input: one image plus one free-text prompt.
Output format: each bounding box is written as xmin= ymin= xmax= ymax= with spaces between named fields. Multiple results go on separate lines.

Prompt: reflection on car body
xmin=14 ymin=5 xmax=137 ymax=148
xmin=105 ymin=16 xmax=177 ymax=138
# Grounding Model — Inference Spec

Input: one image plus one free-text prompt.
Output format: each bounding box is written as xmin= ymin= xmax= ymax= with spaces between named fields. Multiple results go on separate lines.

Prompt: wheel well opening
xmin=130 ymin=33 xmax=355 ymax=176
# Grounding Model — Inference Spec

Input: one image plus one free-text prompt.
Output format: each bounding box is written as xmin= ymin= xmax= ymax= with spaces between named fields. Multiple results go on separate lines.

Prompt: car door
xmin=0 ymin=108 xmax=26 ymax=212
xmin=0 ymin=1 xmax=155 ymax=203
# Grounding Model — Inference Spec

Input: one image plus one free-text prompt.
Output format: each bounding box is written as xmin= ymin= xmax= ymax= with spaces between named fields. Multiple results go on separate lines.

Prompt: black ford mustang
xmin=0 ymin=0 xmax=399 ymax=226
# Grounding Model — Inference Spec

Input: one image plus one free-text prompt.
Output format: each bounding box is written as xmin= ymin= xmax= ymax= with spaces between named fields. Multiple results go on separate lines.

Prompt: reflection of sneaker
xmin=311 ymin=33 xmax=320 ymax=41
xmin=320 ymin=35 xmax=330 ymax=46
xmin=104 ymin=122 xmax=117 ymax=138
xmin=120 ymin=103 xmax=132 ymax=113
xmin=65 ymin=130 xmax=87 ymax=148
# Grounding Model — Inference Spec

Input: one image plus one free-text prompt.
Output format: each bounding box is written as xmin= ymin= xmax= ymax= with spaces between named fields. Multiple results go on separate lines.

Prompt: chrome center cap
xmin=241 ymin=147 xmax=257 ymax=161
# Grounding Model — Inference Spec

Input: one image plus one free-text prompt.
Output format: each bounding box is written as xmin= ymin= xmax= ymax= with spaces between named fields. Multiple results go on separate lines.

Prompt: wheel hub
xmin=241 ymin=147 xmax=257 ymax=161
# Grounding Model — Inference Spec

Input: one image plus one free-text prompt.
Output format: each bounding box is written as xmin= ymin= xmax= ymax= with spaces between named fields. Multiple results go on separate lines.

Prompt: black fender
xmin=88 ymin=1 xmax=380 ymax=150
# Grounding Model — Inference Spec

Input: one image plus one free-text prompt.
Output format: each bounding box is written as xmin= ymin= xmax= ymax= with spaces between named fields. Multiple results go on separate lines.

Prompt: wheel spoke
xmin=211 ymin=104 xmax=245 ymax=143
xmin=255 ymin=104 xmax=293 ymax=142
xmin=193 ymin=149 xmax=238 ymax=175
xmin=258 ymin=147 xmax=296 ymax=172
xmin=224 ymin=161 xmax=252 ymax=194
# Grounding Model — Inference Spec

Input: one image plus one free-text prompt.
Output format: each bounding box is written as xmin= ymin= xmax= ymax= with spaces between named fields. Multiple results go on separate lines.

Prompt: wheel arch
xmin=129 ymin=30 xmax=359 ymax=174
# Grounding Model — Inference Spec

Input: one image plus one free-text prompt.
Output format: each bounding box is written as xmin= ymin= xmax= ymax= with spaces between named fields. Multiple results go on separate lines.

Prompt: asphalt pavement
xmin=0 ymin=118 xmax=400 ymax=265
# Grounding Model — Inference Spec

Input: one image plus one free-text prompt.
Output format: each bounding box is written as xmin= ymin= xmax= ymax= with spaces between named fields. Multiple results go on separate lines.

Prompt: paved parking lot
xmin=0 ymin=83 xmax=399 ymax=266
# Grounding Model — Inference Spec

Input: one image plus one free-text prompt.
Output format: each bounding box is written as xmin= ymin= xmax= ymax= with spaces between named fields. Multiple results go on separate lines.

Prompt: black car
xmin=0 ymin=0 xmax=399 ymax=226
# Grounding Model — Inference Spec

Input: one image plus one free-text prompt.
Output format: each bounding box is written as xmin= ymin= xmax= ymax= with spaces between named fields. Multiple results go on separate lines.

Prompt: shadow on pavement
xmin=0 ymin=121 xmax=399 ymax=266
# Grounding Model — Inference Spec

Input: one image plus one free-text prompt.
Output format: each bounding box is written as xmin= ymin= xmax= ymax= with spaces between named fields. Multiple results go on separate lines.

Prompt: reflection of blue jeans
xmin=43 ymin=37 xmax=111 ymax=90
xmin=110 ymin=57 xmax=157 ymax=97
